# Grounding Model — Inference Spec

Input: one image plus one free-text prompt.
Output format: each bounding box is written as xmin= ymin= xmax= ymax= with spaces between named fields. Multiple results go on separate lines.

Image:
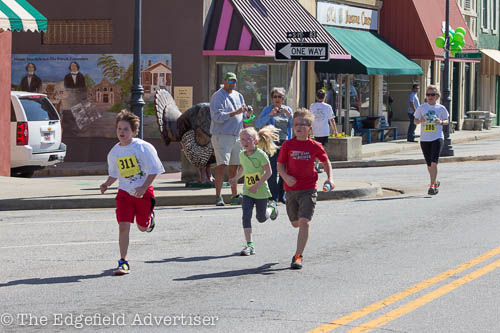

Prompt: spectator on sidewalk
xmin=100 ymin=110 xmax=165 ymax=276
xmin=325 ymin=82 xmax=337 ymax=117
xmin=210 ymin=72 xmax=254 ymax=206
xmin=256 ymin=87 xmax=293 ymax=204
xmin=310 ymin=89 xmax=338 ymax=173
xmin=408 ymin=84 xmax=420 ymax=142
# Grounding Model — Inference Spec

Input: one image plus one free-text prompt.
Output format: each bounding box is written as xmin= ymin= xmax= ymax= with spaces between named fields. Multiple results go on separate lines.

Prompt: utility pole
xmin=441 ymin=0 xmax=454 ymax=156
xmin=130 ymin=0 xmax=145 ymax=139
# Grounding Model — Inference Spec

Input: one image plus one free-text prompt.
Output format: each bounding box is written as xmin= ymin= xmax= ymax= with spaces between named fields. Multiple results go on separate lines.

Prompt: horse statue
xmin=154 ymin=89 xmax=215 ymax=184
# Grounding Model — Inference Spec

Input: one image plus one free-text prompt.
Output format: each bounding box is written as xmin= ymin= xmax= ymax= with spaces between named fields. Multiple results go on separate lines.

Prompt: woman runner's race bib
xmin=424 ymin=123 xmax=437 ymax=132
xmin=116 ymin=155 xmax=141 ymax=178
xmin=245 ymin=172 xmax=261 ymax=187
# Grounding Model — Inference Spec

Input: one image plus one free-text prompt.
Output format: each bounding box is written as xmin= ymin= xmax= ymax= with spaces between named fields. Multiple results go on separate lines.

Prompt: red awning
xmin=380 ymin=0 xmax=478 ymax=62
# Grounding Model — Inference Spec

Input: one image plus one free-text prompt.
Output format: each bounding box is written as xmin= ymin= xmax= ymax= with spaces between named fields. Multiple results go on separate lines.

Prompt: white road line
xmin=0 ymin=213 xmax=236 ymax=226
xmin=0 ymin=240 xmax=144 ymax=249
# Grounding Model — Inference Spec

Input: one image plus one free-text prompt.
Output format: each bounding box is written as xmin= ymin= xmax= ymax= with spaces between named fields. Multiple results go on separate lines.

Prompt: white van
xmin=10 ymin=91 xmax=66 ymax=177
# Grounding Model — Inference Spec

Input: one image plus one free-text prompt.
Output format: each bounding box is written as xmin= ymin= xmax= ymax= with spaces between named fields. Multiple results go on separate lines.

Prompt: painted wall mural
xmin=12 ymin=54 xmax=172 ymax=138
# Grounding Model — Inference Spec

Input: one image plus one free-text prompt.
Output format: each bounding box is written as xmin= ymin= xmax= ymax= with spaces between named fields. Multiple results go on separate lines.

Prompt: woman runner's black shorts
xmin=420 ymin=139 xmax=443 ymax=166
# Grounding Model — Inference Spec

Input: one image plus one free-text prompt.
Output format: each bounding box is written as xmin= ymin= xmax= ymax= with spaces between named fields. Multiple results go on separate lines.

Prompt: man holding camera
xmin=210 ymin=72 xmax=254 ymax=206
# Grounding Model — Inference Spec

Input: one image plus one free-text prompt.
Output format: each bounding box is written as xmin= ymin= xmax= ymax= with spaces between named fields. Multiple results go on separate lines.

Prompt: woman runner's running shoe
xmin=113 ymin=259 xmax=130 ymax=275
xmin=428 ymin=184 xmax=439 ymax=195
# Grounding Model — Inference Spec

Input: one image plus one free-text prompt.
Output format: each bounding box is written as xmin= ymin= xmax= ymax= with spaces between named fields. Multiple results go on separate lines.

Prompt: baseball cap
xmin=223 ymin=72 xmax=237 ymax=81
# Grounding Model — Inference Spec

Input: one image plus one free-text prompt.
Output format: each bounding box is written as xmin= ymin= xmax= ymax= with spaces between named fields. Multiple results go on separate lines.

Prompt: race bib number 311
xmin=116 ymin=155 xmax=141 ymax=178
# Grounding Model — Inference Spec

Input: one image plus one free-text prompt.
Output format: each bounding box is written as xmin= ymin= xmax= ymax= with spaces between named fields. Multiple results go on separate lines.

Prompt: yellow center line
xmin=308 ymin=245 xmax=500 ymax=333
xmin=350 ymin=258 xmax=500 ymax=332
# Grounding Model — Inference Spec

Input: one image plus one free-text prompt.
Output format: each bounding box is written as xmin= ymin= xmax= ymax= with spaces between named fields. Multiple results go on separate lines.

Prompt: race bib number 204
xmin=116 ymin=155 xmax=141 ymax=178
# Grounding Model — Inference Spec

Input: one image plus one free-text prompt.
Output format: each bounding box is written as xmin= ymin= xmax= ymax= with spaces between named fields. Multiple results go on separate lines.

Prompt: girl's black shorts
xmin=420 ymin=139 xmax=443 ymax=166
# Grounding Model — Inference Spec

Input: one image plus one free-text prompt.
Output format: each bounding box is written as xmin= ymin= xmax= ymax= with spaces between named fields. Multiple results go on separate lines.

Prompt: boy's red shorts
xmin=115 ymin=187 xmax=155 ymax=228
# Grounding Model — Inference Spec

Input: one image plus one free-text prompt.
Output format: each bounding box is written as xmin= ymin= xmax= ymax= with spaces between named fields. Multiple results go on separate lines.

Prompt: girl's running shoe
xmin=240 ymin=245 xmax=255 ymax=256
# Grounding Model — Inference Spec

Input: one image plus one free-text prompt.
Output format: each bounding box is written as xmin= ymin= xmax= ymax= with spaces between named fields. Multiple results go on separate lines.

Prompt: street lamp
xmin=441 ymin=0 xmax=454 ymax=156
xmin=130 ymin=0 xmax=145 ymax=139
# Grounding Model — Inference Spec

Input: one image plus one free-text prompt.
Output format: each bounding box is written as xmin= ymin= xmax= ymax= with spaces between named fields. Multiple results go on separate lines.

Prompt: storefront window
xmin=217 ymin=63 xmax=288 ymax=119
xmin=316 ymin=73 xmax=369 ymax=116
xmin=352 ymin=75 xmax=370 ymax=114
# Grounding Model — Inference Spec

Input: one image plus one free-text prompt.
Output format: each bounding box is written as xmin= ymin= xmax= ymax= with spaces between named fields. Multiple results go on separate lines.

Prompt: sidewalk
xmin=1 ymin=127 xmax=500 ymax=211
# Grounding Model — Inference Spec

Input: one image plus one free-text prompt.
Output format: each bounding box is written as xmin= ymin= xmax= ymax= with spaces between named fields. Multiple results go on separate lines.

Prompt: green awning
xmin=315 ymin=26 xmax=423 ymax=76
xmin=0 ymin=0 xmax=46 ymax=32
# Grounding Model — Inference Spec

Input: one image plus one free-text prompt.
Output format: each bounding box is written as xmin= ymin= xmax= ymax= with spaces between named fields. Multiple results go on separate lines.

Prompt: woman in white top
xmin=413 ymin=85 xmax=449 ymax=195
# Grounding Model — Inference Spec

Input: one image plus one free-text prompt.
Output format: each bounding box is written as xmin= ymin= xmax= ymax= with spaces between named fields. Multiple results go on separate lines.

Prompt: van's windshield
xmin=19 ymin=96 xmax=60 ymax=121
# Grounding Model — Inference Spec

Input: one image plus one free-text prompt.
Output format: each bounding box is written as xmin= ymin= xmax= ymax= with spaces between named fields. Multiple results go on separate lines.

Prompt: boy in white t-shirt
xmin=310 ymin=89 xmax=338 ymax=172
xmin=100 ymin=111 xmax=165 ymax=275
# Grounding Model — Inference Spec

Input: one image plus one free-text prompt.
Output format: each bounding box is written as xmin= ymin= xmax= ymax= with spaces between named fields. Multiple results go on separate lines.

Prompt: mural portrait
xmin=12 ymin=54 xmax=172 ymax=139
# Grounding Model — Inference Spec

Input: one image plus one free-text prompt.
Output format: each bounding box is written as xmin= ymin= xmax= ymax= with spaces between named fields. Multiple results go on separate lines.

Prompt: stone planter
xmin=324 ymin=136 xmax=362 ymax=161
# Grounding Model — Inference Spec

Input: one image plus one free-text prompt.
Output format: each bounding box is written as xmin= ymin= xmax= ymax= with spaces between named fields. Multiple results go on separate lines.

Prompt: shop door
xmin=452 ymin=62 xmax=460 ymax=123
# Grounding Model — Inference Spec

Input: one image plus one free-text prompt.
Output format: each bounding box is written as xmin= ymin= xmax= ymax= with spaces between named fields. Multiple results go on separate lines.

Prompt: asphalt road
xmin=1 ymin=160 xmax=500 ymax=332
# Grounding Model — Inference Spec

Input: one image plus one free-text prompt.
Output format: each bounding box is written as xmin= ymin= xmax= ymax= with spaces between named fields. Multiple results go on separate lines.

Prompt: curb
xmin=332 ymin=153 xmax=500 ymax=169
xmin=361 ymin=131 xmax=500 ymax=158
xmin=0 ymin=183 xmax=382 ymax=211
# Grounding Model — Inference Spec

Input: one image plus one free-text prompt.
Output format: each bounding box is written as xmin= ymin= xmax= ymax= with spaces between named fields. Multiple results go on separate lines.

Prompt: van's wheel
xmin=11 ymin=169 xmax=35 ymax=178
xmin=18 ymin=170 xmax=35 ymax=178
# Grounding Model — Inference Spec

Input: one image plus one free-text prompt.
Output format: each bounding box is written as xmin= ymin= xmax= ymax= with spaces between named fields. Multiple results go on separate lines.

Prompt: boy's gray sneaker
xmin=215 ymin=196 xmax=225 ymax=206
xmin=230 ymin=195 xmax=242 ymax=205
xmin=146 ymin=212 xmax=155 ymax=232
xmin=269 ymin=201 xmax=278 ymax=220
xmin=240 ymin=245 xmax=255 ymax=256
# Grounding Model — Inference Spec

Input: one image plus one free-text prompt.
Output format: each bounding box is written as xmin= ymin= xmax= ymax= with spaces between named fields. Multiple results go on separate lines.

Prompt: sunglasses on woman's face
xmin=273 ymin=95 xmax=283 ymax=99
xmin=426 ymin=93 xmax=437 ymax=97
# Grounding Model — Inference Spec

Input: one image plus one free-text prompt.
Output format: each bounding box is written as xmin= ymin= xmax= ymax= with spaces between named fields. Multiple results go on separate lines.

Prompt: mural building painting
xmin=12 ymin=54 xmax=172 ymax=140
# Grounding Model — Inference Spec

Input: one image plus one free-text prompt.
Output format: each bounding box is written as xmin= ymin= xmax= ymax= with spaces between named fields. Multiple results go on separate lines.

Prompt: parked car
xmin=10 ymin=91 xmax=66 ymax=177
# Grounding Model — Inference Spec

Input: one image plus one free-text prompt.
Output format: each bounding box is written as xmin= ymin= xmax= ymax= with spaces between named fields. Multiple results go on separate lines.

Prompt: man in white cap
xmin=210 ymin=72 xmax=254 ymax=206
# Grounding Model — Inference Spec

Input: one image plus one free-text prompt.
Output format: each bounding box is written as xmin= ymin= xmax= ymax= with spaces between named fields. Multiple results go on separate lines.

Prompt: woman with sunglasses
xmin=413 ymin=85 xmax=449 ymax=195
xmin=256 ymin=87 xmax=293 ymax=204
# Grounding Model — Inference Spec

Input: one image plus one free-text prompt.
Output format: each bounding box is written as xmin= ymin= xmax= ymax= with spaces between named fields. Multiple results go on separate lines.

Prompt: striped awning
xmin=203 ymin=0 xmax=350 ymax=59
xmin=0 ymin=0 xmax=47 ymax=32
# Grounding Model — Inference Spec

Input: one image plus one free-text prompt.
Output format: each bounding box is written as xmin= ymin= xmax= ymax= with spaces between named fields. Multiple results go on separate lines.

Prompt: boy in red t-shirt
xmin=277 ymin=109 xmax=334 ymax=269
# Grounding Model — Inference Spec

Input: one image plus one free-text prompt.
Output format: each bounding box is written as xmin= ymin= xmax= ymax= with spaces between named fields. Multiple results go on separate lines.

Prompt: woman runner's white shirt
xmin=414 ymin=103 xmax=449 ymax=142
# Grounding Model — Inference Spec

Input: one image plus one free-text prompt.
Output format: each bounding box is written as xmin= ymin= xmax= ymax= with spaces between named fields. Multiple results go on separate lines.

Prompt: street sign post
xmin=286 ymin=31 xmax=318 ymax=39
xmin=454 ymin=52 xmax=482 ymax=59
xmin=274 ymin=42 xmax=329 ymax=61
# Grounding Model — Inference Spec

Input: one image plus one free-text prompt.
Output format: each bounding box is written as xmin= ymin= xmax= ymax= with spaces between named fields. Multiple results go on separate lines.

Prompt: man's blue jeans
xmin=268 ymin=147 xmax=285 ymax=202
xmin=407 ymin=113 xmax=416 ymax=142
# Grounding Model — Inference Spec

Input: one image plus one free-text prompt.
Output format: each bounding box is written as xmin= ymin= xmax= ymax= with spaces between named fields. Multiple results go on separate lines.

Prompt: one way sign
xmin=274 ymin=42 xmax=330 ymax=62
